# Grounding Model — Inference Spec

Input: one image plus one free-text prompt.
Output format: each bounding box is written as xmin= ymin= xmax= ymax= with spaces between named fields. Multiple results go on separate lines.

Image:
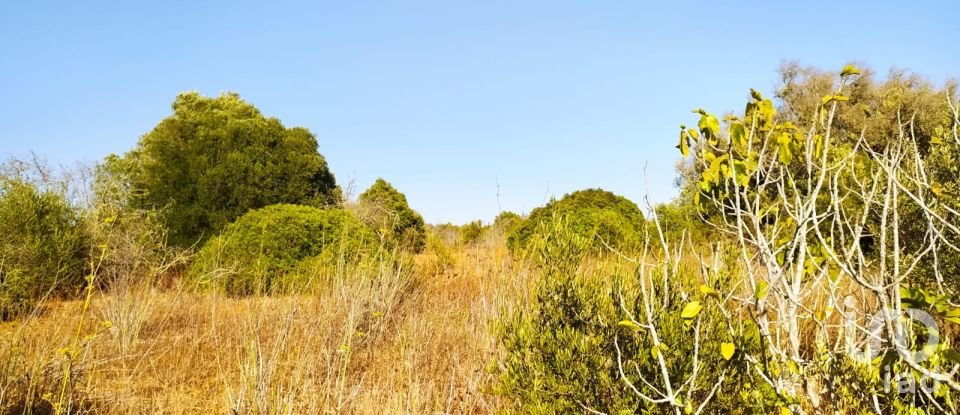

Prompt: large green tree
xmin=126 ymin=92 xmax=337 ymax=246
xmin=356 ymin=178 xmax=426 ymax=253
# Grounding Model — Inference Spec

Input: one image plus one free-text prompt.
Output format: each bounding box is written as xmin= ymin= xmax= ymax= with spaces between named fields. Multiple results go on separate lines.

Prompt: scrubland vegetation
xmin=2 ymin=63 xmax=960 ymax=414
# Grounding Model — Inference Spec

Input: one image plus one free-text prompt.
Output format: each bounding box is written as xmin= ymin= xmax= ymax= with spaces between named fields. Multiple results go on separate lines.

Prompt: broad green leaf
xmin=945 ymin=308 xmax=960 ymax=325
xmin=730 ymin=122 xmax=747 ymax=148
xmin=778 ymin=146 xmax=793 ymax=165
xmin=698 ymin=113 xmax=721 ymax=139
xmin=681 ymin=301 xmax=703 ymax=319
xmin=900 ymin=286 xmax=929 ymax=308
xmin=699 ymin=284 xmax=719 ymax=298
xmin=618 ymin=320 xmax=643 ymax=332
xmin=677 ymin=129 xmax=690 ymax=157
xmin=786 ymin=360 xmax=800 ymax=375
xmin=721 ymin=342 xmax=736 ymax=360
xmin=755 ymin=281 xmax=769 ymax=301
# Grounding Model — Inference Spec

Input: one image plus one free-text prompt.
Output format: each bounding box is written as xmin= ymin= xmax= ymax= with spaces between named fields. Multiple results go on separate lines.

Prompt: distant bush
xmin=492 ymin=211 xmax=522 ymax=235
xmin=189 ymin=204 xmax=376 ymax=295
xmin=646 ymin=201 xmax=711 ymax=247
xmin=357 ymin=178 xmax=426 ymax=253
xmin=124 ymin=92 xmax=339 ymax=247
xmin=0 ymin=178 xmax=88 ymax=320
xmin=507 ymin=188 xmax=644 ymax=253
xmin=459 ymin=220 xmax=486 ymax=245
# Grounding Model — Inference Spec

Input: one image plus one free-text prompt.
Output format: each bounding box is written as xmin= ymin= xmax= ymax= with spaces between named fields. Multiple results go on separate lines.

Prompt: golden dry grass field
xmin=0 ymin=234 xmax=531 ymax=415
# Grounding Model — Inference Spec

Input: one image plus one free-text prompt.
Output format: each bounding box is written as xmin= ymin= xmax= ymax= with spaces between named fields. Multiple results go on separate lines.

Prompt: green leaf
xmin=618 ymin=320 xmax=643 ymax=332
xmin=698 ymin=113 xmax=721 ymax=140
xmin=721 ymin=342 xmax=736 ymax=360
xmin=755 ymin=281 xmax=769 ymax=301
xmin=841 ymin=64 xmax=861 ymax=77
xmin=681 ymin=301 xmax=703 ymax=319
xmin=730 ymin=122 xmax=747 ymax=148
xmin=944 ymin=308 xmax=960 ymax=325
xmin=900 ymin=286 xmax=929 ymax=308
xmin=699 ymin=284 xmax=719 ymax=298
xmin=677 ymin=128 xmax=690 ymax=157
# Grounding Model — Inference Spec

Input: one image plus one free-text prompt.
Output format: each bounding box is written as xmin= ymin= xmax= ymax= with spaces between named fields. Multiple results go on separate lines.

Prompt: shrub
xmin=492 ymin=211 xmax=522 ymax=235
xmin=507 ymin=188 xmax=644 ymax=253
xmin=189 ymin=204 xmax=376 ymax=295
xmin=459 ymin=220 xmax=486 ymax=245
xmin=356 ymin=178 xmax=426 ymax=253
xmin=0 ymin=178 xmax=88 ymax=319
xmin=125 ymin=92 xmax=338 ymax=246
xmin=498 ymin=219 xmax=764 ymax=414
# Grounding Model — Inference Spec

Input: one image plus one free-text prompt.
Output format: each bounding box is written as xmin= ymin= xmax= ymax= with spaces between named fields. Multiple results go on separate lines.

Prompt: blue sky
xmin=1 ymin=1 xmax=957 ymax=224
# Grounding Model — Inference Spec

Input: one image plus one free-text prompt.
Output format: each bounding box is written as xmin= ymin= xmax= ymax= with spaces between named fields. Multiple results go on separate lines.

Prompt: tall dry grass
xmin=0 ymin=231 xmax=532 ymax=415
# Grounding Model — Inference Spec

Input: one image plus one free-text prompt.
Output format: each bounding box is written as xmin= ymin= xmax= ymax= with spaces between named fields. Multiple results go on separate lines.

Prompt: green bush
xmin=459 ymin=220 xmax=486 ymax=245
xmin=507 ymin=188 xmax=644 ymax=254
xmin=0 ymin=179 xmax=88 ymax=320
xmin=189 ymin=204 xmax=376 ymax=295
xmin=124 ymin=92 xmax=339 ymax=246
xmin=493 ymin=211 xmax=522 ymax=235
xmin=357 ymin=178 xmax=427 ymax=253
xmin=497 ymin=220 xmax=768 ymax=414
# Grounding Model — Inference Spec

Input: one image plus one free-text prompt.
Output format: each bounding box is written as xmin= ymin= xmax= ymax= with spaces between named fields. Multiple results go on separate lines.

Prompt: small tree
xmin=125 ymin=92 xmax=338 ymax=246
xmin=356 ymin=178 xmax=426 ymax=253
xmin=676 ymin=65 xmax=960 ymax=412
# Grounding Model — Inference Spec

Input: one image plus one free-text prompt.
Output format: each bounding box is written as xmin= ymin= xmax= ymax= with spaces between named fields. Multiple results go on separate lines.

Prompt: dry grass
xmin=0 ymin=233 xmax=532 ymax=415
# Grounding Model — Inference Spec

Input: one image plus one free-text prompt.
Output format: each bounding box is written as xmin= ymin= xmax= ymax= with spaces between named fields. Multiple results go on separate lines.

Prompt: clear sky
xmin=1 ymin=1 xmax=957 ymax=224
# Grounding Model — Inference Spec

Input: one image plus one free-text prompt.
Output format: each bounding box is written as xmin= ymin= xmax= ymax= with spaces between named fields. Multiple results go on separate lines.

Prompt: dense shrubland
xmin=496 ymin=64 xmax=960 ymax=414
xmin=2 ymin=64 xmax=960 ymax=414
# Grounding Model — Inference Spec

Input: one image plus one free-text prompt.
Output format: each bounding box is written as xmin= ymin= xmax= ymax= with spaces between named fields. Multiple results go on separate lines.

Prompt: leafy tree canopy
xmin=189 ymin=204 xmax=376 ymax=295
xmin=508 ymin=188 xmax=645 ymax=253
xmin=0 ymin=177 xmax=88 ymax=319
xmin=125 ymin=92 xmax=338 ymax=246
xmin=357 ymin=178 xmax=426 ymax=253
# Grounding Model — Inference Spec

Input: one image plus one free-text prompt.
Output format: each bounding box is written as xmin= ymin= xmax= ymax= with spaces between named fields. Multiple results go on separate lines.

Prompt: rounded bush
xmin=128 ymin=92 xmax=339 ymax=247
xmin=190 ymin=204 xmax=377 ymax=295
xmin=508 ymin=188 xmax=644 ymax=253
xmin=0 ymin=179 xmax=88 ymax=320
xmin=357 ymin=178 xmax=426 ymax=253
